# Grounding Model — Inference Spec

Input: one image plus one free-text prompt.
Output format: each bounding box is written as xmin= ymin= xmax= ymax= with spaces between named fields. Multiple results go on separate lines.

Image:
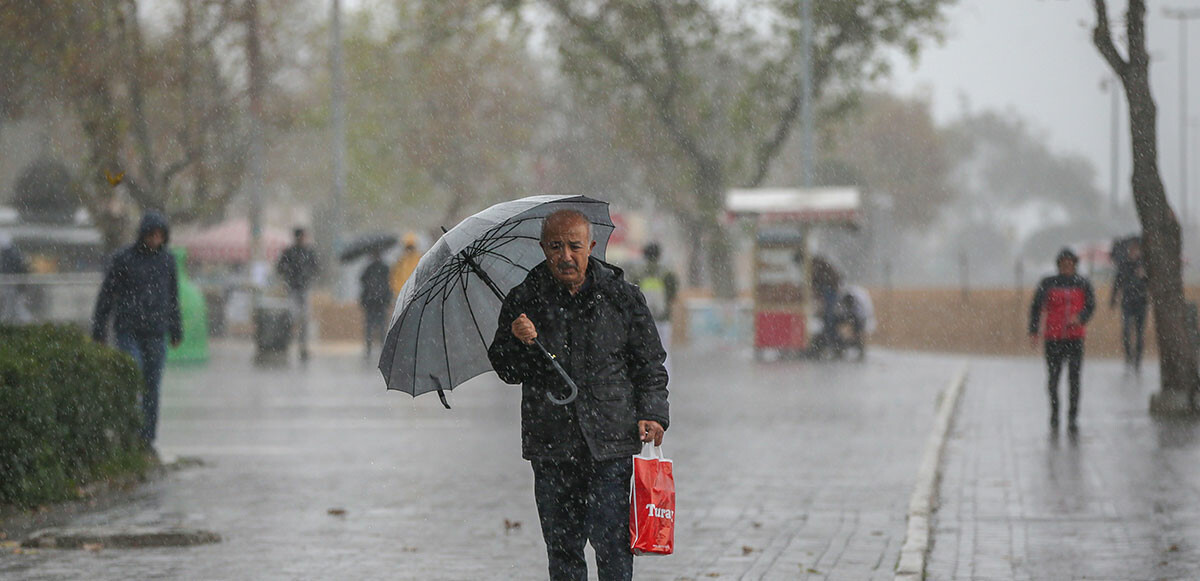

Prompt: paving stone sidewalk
xmin=1 ymin=341 xmax=963 ymax=580
xmin=927 ymin=356 xmax=1200 ymax=581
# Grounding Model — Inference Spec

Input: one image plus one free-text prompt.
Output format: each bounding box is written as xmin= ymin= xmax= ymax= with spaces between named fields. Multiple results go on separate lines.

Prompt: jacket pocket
xmin=587 ymin=383 xmax=637 ymax=441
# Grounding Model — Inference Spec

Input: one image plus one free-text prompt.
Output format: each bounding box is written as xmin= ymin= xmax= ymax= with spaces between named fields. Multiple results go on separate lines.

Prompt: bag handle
xmin=638 ymin=442 xmax=665 ymax=460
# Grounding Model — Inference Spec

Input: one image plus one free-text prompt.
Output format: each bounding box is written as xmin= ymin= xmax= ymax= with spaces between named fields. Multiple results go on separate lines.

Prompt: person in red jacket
xmin=1029 ymin=248 xmax=1095 ymax=432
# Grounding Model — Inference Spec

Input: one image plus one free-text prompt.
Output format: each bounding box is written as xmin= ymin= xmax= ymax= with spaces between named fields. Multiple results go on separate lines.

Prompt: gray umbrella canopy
xmin=377 ymin=195 xmax=614 ymax=405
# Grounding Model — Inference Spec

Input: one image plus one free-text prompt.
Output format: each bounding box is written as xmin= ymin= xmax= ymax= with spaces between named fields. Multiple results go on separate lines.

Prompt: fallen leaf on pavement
xmin=742 ymin=545 xmax=754 ymax=555
xmin=327 ymin=508 xmax=346 ymax=516
xmin=82 ymin=543 xmax=103 ymax=552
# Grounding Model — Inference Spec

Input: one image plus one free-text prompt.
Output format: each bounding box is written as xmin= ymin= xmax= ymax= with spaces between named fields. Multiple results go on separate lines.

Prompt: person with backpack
xmin=1029 ymin=248 xmax=1095 ymax=432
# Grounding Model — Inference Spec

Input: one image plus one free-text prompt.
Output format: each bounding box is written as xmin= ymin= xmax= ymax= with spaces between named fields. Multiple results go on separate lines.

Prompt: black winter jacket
xmin=92 ymin=212 xmax=182 ymax=342
xmin=276 ymin=244 xmax=320 ymax=292
xmin=488 ymin=258 xmax=669 ymax=461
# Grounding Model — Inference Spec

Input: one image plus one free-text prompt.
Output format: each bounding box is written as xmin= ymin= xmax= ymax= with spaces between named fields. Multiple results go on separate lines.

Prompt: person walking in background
xmin=276 ymin=227 xmax=320 ymax=362
xmin=359 ymin=248 xmax=392 ymax=361
xmin=390 ymin=232 xmax=422 ymax=297
xmin=488 ymin=210 xmax=669 ymax=581
xmin=1029 ymin=248 xmax=1095 ymax=432
xmin=634 ymin=242 xmax=678 ymax=373
xmin=1111 ymin=237 xmax=1149 ymax=372
xmin=92 ymin=211 xmax=182 ymax=447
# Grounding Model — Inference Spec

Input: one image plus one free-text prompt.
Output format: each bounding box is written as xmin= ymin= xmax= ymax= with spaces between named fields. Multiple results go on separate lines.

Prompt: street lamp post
xmin=800 ymin=0 xmax=814 ymax=188
xmin=1164 ymin=7 xmax=1200 ymax=231
xmin=330 ymin=0 xmax=347 ymax=296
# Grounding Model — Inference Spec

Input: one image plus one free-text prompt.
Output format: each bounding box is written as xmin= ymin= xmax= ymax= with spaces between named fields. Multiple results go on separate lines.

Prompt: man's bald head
xmin=541 ymin=209 xmax=592 ymax=243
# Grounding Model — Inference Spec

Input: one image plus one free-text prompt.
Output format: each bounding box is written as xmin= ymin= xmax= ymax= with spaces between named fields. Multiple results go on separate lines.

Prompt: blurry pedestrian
xmin=91 ymin=212 xmax=183 ymax=446
xmin=634 ymin=242 xmax=678 ymax=373
xmin=276 ymin=227 xmax=320 ymax=362
xmin=0 ymin=233 xmax=32 ymax=323
xmin=1110 ymin=237 xmax=1148 ymax=371
xmin=390 ymin=232 xmax=421 ymax=297
xmin=1029 ymin=248 xmax=1095 ymax=432
xmin=801 ymin=252 xmax=842 ymax=352
xmin=488 ymin=210 xmax=669 ymax=581
xmin=359 ymin=248 xmax=392 ymax=361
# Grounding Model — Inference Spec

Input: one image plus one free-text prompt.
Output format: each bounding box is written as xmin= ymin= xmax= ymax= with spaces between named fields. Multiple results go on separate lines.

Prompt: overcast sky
xmin=883 ymin=0 xmax=1200 ymax=221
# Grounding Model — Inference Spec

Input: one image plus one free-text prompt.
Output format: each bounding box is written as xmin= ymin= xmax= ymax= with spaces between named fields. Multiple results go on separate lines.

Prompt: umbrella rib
xmin=409 ymin=301 xmax=424 ymax=395
xmin=440 ymin=278 xmax=455 ymax=391
xmin=460 ymin=270 xmax=491 ymax=353
xmin=471 ymin=247 xmax=532 ymax=274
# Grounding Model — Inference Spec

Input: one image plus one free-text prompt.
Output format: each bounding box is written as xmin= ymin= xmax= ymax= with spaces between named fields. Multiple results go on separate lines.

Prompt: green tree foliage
xmin=329 ymin=0 xmax=546 ymax=230
xmin=509 ymin=0 xmax=955 ymax=294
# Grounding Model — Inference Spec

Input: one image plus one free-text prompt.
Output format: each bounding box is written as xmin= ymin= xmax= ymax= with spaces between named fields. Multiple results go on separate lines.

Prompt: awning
xmin=173 ymin=218 xmax=290 ymax=263
xmin=726 ymin=187 xmax=862 ymax=224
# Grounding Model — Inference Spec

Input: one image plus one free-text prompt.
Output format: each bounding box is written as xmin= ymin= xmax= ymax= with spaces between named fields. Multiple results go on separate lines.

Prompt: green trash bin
xmin=168 ymin=246 xmax=210 ymax=363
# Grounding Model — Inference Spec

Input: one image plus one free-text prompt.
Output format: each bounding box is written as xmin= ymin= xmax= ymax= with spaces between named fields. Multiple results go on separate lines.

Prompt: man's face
xmin=541 ymin=217 xmax=595 ymax=289
xmin=144 ymin=229 xmax=165 ymax=251
xmin=1058 ymin=258 xmax=1076 ymax=276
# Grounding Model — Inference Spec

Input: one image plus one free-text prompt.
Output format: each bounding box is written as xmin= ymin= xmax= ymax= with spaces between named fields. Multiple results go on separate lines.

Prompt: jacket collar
xmin=530 ymin=256 xmax=624 ymax=297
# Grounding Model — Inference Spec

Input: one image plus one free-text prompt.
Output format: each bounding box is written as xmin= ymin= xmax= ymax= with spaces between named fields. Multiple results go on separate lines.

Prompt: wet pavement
xmin=0 ymin=340 xmax=962 ymax=580
xmin=927 ymin=355 xmax=1200 ymax=581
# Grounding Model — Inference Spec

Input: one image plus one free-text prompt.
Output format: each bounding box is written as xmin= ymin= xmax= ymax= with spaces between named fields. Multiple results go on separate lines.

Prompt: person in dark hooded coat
xmin=488 ymin=209 xmax=669 ymax=581
xmin=92 ymin=211 xmax=183 ymax=445
xmin=359 ymin=248 xmax=392 ymax=360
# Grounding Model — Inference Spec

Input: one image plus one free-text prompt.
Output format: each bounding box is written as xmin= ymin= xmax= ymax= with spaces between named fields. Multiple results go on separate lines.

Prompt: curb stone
xmin=894 ymin=365 xmax=968 ymax=581
xmin=21 ymin=526 xmax=221 ymax=549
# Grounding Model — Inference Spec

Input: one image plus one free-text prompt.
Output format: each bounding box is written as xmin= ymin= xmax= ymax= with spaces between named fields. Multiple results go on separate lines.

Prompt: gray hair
xmin=540 ymin=209 xmax=592 ymax=242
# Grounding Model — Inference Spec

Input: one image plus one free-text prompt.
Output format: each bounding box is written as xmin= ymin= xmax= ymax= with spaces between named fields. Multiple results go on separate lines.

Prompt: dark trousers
xmin=1044 ymin=339 xmax=1083 ymax=425
xmin=115 ymin=331 xmax=167 ymax=444
xmin=1121 ymin=302 xmax=1147 ymax=367
xmin=531 ymin=456 xmax=633 ymax=581
xmin=363 ymin=305 xmax=387 ymax=358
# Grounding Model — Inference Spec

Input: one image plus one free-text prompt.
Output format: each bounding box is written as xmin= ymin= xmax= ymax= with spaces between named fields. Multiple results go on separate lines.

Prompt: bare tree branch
xmin=1092 ymin=0 xmax=1129 ymax=78
xmin=748 ymin=25 xmax=850 ymax=187
xmin=650 ymin=3 xmax=681 ymax=109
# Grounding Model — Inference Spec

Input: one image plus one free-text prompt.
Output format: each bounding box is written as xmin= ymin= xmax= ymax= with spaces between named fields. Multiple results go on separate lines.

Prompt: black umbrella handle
xmin=532 ymin=339 xmax=578 ymax=405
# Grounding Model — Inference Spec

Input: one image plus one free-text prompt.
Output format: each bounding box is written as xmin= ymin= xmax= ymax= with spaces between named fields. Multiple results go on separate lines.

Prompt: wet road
xmin=1 ymin=341 xmax=962 ymax=580
xmin=927 ymin=356 xmax=1200 ymax=581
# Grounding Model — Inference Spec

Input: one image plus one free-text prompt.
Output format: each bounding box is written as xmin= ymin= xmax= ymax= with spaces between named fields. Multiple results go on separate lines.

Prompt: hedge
xmin=0 ymin=324 xmax=153 ymax=507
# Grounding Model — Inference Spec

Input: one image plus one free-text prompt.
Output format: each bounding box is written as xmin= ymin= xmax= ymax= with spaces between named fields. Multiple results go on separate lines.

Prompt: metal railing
xmin=0 ymin=273 xmax=103 ymax=325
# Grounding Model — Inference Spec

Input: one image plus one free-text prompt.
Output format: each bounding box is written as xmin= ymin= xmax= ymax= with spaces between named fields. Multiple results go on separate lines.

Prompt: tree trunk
xmin=1125 ymin=63 xmax=1200 ymax=413
xmin=1094 ymin=0 xmax=1200 ymax=413
xmin=695 ymin=157 xmax=735 ymax=298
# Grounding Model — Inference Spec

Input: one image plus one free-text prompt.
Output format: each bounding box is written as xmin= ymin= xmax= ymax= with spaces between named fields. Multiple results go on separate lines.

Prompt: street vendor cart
xmin=725 ymin=187 xmax=863 ymax=360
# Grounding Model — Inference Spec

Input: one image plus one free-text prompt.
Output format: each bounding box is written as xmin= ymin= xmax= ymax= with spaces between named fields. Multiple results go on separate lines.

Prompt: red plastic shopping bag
xmin=630 ymin=443 xmax=675 ymax=555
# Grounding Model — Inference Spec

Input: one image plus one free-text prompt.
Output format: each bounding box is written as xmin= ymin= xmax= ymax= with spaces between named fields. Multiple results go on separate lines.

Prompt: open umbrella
xmin=339 ymin=233 xmax=398 ymax=263
xmin=377 ymin=195 xmax=614 ymax=408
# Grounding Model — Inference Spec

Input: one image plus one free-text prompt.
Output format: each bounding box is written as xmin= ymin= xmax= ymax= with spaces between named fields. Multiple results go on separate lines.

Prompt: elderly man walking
xmin=488 ymin=209 xmax=670 ymax=581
